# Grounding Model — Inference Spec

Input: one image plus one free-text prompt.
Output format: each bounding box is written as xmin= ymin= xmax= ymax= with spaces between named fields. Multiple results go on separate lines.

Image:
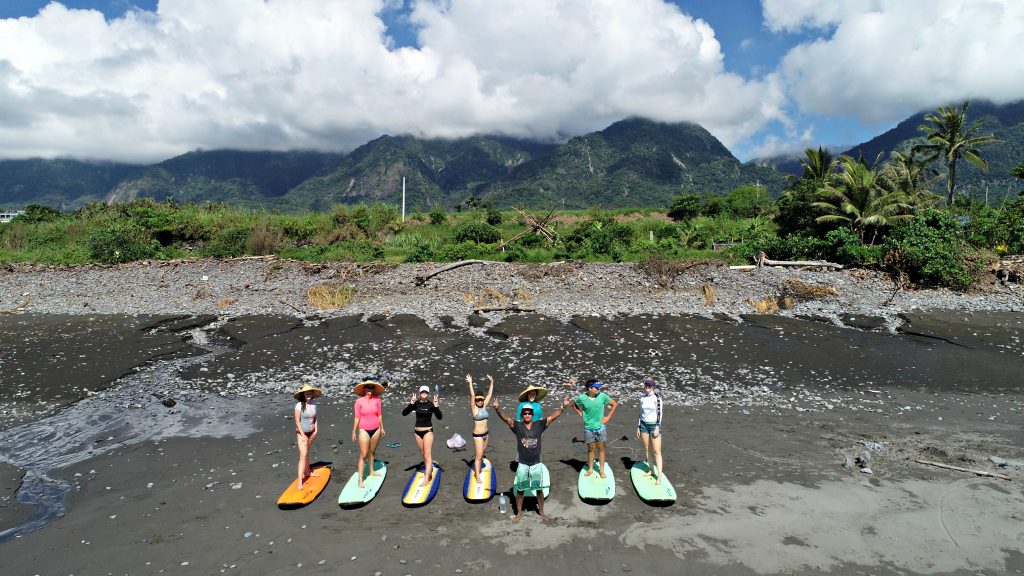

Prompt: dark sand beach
xmin=1 ymin=261 xmax=1023 ymax=574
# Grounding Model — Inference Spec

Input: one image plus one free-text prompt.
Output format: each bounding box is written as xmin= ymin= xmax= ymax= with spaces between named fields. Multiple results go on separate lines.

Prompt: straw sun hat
xmin=353 ymin=380 xmax=385 ymax=396
xmin=518 ymin=385 xmax=548 ymax=402
xmin=293 ymin=383 xmax=323 ymax=400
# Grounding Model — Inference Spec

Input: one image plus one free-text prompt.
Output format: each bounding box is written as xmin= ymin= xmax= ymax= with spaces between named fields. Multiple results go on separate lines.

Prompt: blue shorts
xmin=638 ymin=421 xmax=661 ymax=436
xmin=583 ymin=425 xmax=608 ymax=444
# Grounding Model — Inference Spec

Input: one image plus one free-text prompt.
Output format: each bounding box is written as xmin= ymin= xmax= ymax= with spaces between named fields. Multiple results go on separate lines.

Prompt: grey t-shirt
xmin=513 ymin=419 xmax=546 ymax=466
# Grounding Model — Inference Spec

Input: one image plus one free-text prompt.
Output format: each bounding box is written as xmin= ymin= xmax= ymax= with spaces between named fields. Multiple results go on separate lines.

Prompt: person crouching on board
xmin=572 ymin=379 xmax=619 ymax=479
xmin=293 ymin=383 xmax=322 ymax=490
xmin=352 ymin=379 xmax=386 ymax=489
xmin=403 ymin=385 xmax=442 ymax=487
xmin=466 ymin=373 xmax=494 ymax=484
xmin=637 ymin=377 xmax=665 ymax=485
xmin=515 ymin=385 xmax=546 ymax=420
xmin=493 ymin=396 xmax=572 ymax=523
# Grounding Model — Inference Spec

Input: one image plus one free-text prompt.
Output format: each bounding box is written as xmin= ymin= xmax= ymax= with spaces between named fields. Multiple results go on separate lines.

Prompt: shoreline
xmin=1 ymin=260 xmax=1023 ymax=573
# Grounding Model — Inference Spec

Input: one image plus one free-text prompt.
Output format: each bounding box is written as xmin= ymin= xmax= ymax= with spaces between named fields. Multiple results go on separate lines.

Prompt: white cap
xmin=418 ymin=385 xmax=431 ymax=393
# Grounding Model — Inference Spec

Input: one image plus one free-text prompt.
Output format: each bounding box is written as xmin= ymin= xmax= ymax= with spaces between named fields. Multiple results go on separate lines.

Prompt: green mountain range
xmin=2 ymin=103 xmax=1022 ymax=211
xmin=479 ymin=117 xmax=785 ymax=209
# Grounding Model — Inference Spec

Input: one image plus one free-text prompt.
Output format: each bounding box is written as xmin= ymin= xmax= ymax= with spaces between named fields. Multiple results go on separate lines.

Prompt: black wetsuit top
xmin=403 ymin=400 xmax=442 ymax=427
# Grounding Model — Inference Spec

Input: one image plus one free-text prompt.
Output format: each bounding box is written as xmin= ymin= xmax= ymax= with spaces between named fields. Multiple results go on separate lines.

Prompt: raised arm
xmin=483 ymin=375 xmax=494 ymax=405
xmin=466 ymin=374 xmax=477 ymax=411
xmin=544 ymin=397 xmax=573 ymax=426
xmin=492 ymin=399 xmax=515 ymax=429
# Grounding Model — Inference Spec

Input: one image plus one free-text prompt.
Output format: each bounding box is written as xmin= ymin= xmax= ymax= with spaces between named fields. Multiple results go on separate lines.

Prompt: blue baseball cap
xmin=587 ymin=381 xmax=602 ymax=389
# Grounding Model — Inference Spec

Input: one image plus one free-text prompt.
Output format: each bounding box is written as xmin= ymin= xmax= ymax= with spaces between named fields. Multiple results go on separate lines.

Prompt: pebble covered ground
xmin=2 ymin=257 xmax=1021 ymax=323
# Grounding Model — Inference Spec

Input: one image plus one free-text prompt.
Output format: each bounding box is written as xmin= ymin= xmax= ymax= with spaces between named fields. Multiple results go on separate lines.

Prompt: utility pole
xmin=402 ymin=177 xmax=406 ymax=223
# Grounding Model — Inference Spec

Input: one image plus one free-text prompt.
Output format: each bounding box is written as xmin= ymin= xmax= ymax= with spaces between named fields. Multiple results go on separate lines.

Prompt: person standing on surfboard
xmin=637 ymin=377 xmax=665 ymax=485
xmin=352 ymin=379 xmax=386 ymax=489
xmin=572 ymin=379 xmax=618 ymax=479
xmin=493 ymin=395 xmax=572 ymax=523
xmin=403 ymin=385 xmax=442 ymax=487
xmin=293 ymin=383 xmax=322 ymax=490
xmin=515 ymin=385 xmax=546 ymax=421
xmin=466 ymin=373 xmax=494 ymax=484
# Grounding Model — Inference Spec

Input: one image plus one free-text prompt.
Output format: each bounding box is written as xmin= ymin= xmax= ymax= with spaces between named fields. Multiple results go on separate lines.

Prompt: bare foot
xmin=371 ymin=471 xmax=382 ymax=477
xmin=599 ymin=472 xmax=607 ymax=479
xmin=421 ymin=476 xmax=433 ymax=487
xmin=309 ymin=471 xmax=322 ymax=478
xmin=583 ymin=467 xmax=593 ymax=477
xmin=538 ymin=512 xmax=550 ymax=522
xmin=655 ymin=478 xmax=662 ymax=486
xmin=512 ymin=514 xmax=522 ymax=523
xmin=358 ymin=482 xmax=365 ymax=489
xmin=297 ymin=483 xmax=304 ymax=490
xmin=475 ymin=474 xmax=483 ymax=484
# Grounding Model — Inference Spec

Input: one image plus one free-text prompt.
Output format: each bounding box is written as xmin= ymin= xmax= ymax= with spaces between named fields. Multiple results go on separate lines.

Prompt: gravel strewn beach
xmin=1 ymin=259 xmax=1022 ymax=574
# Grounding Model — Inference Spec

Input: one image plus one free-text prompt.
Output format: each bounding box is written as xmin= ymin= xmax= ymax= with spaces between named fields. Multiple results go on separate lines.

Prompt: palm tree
xmin=812 ymin=155 xmax=914 ymax=244
xmin=914 ymin=101 xmax=999 ymax=206
xmin=797 ymin=146 xmax=836 ymax=186
xmin=879 ymin=151 xmax=942 ymax=209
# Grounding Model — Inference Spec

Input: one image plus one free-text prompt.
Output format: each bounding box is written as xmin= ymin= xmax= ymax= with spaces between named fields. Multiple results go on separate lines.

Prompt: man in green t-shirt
xmin=572 ymin=379 xmax=619 ymax=478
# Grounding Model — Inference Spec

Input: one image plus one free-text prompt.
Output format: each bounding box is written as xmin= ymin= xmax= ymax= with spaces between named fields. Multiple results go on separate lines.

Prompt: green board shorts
xmin=514 ymin=462 xmax=547 ymax=493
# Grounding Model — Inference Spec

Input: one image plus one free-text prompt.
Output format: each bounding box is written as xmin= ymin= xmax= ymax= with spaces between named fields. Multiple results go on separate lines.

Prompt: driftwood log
xmin=914 ymin=459 xmax=1012 ymax=480
xmin=414 ymin=259 xmax=493 ymax=286
xmin=730 ymin=252 xmax=844 ymax=270
xmin=475 ymin=304 xmax=536 ymax=313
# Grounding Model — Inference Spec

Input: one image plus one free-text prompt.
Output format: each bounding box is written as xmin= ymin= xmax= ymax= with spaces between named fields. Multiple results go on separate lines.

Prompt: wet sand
xmin=1 ymin=310 xmax=1023 ymax=574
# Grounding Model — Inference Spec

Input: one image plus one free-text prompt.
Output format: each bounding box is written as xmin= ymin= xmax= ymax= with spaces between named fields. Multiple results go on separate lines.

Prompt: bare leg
xmin=421 ymin=431 xmax=434 ymax=486
xmin=357 ymin=431 xmax=370 ymax=487
xmin=513 ymin=491 xmax=524 ymax=523
xmin=584 ymin=442 xmax=596 ymax=476
xmin=597 ymin=441 xmax=607 ymax=478
xmin=536 ymin=492 xmax=549 ymax=521
xmin=473 ymin=436 xmax=485 ymax=482
xmin=296 ymin=432 xmax=309 ymax=489
xmin=368 ymin=430 xmax=382 ymax=476
xmin=652 ymin=434 xmax=664 ymax=485
xmin=640 ymin=432 xmax=653 ymax=476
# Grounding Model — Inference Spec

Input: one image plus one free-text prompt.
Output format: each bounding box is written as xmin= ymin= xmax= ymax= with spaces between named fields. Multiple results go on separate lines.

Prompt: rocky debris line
xmin=1 ymin=259 xmax=1019 ymax=327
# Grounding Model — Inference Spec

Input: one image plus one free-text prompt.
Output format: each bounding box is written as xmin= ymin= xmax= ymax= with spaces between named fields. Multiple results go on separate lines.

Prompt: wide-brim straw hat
xmin=353 ymin=380 xmax=385 ymax=396
xmin=518 ymin=385 xmax=548 ymax=402
xmin=293 ymin=383 xmax=323 ymax=400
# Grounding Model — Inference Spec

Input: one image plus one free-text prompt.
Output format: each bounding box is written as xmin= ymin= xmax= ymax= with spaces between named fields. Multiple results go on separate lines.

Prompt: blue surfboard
xmin=401 ymin=462 xmax=441 ymax=506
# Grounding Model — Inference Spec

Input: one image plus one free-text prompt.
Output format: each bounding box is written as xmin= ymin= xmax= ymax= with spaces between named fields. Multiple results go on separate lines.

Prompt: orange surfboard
xmin=277 ymin=465 xmax=332 ymax=508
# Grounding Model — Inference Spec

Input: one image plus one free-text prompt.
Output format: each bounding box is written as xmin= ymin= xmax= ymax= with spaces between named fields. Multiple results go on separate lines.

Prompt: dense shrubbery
xmin=882 ymin=210 xmax=984 ymax=290
xmin=87 ymin=224 xmax=159 ymax=264
xmin=451 ymin=221 xmax=501 ymax=244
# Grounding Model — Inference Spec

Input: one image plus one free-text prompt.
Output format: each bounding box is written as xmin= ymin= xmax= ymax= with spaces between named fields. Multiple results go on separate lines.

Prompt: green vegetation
xmin=1 ymin=105 xmax=1021 ymax=293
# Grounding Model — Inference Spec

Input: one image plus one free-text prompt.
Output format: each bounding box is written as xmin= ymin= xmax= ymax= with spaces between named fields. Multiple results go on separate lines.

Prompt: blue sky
xmin=1 ymin=1 xmax=1021 ymax=163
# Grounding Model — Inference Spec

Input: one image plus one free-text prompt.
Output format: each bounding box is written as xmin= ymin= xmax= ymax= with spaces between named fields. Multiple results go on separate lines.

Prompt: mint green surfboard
xmin=578 ymin=460 xmax=615 ymax=501
xmin=629 ymin=461 xmax=676 ymax=504
xmin=338 ymin=460 xmax=387 ymax=506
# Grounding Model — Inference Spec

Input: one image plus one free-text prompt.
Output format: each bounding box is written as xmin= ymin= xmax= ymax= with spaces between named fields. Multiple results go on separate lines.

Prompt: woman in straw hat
xmin=515 ymin=385 xmax=547 ymax=421
xmin=293 ymin=383 xmax=322 ymax=490
xmin=352 ymin=380 xmax=386 ymax=488
xmin=465 ymin=373 xmax=494 ymax=483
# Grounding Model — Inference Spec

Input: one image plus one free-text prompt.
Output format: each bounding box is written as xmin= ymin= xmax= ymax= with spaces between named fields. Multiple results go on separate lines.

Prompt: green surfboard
xmin=629 ymin=461 xmax=676 ymax=504
xmin=578 ymin=460 xmax=615 ymax=501
xmin=338 ymin=460 xmax=387 ymax=506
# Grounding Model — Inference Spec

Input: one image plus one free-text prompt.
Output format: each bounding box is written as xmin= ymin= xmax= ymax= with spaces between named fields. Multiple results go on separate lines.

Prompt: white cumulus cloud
xmin=0 ymin=0 xmax=785 ymax=162
xmin=766 ymin=0 xmax=1024 ymax=122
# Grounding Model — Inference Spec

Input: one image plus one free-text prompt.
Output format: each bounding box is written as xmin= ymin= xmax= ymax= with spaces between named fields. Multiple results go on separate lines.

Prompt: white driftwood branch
xmin=914 ymin=459 xmax=1012 ymax=480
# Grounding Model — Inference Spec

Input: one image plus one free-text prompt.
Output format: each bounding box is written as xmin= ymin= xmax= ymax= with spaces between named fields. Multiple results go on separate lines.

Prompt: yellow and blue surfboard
xmin=462 ymin=458 xmax=497 ymax=502
xmin=401 ymin=462 xmax=441 ymax=507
